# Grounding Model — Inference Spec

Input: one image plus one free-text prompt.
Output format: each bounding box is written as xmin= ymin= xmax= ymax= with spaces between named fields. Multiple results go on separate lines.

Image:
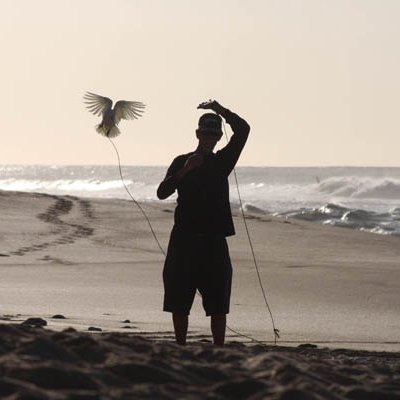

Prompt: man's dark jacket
xmin=157 ymin=111 xmax=250 ymax=237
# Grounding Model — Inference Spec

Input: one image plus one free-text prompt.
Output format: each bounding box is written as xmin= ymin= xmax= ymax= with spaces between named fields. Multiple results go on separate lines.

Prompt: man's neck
xmin=195 ymin=145 xmax=214 ymax=155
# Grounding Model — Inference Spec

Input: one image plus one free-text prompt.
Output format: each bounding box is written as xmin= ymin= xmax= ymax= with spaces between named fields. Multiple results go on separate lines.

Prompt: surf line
xmin=108 ymin=133 xmax=280 ymax=346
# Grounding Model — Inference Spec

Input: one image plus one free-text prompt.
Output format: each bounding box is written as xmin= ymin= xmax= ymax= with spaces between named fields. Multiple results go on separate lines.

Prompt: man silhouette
xmin=157 ymin=100 xmax=250 ymax=345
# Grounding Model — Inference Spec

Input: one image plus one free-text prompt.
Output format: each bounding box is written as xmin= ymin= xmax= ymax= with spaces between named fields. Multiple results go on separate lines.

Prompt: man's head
xmin=196 ymin=113 xmax=223 ymax=138
xmin=195 ymin=113 xmax=223 ymax=153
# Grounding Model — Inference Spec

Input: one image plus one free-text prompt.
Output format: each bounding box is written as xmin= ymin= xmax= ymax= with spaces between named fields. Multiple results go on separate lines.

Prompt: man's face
xmin=196 ymin=131 xmax=221 ymax=152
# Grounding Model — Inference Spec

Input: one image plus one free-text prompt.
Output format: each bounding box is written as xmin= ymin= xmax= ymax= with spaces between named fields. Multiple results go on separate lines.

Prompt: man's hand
xmin=172 ymin=154 xmax=204 ymax=183
xmin=197 ymin=99 xmax=225 ymax=115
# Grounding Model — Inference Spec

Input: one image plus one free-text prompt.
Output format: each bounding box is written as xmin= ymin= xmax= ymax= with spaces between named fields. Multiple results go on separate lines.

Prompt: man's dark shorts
xmin=163 ymin=227 xmax=232 ymax=316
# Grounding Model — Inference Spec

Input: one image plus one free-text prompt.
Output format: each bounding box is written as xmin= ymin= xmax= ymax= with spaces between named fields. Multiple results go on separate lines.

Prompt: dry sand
xmin=1 ymin=190 xmax=400 ymax=399
xmin=1 ymin=323 xmax=400 ymax=400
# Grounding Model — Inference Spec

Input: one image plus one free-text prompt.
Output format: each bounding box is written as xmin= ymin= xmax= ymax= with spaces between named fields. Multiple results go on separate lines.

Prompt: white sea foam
xmin=0 ymin=179 xmax=129 ymax=193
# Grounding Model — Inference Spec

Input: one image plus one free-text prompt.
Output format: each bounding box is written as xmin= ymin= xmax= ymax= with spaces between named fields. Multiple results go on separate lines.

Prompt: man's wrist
xmin=214 ymin=103 xmax=227 ymax=116
xmin=218 ymin=107 xmax=233 ymax=122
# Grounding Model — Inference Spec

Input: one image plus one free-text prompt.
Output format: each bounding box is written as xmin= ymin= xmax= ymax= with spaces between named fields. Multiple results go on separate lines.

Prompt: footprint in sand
xmin=8 ymin=195 xmax=95 ymax=257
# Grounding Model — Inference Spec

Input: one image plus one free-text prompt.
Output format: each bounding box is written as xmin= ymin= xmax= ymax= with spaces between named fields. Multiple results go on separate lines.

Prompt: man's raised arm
xmin=198 ymin=100 xmax=250 ymax=175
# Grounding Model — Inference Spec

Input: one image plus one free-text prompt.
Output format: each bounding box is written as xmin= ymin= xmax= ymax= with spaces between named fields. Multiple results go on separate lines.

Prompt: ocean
xmin=1 ymin=165 xmax=399 ymax=237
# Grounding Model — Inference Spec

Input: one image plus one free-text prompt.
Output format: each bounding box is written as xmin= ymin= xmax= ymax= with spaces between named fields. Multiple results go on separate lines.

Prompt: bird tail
xmin=95 ymin=124 xmax=121 ymax=138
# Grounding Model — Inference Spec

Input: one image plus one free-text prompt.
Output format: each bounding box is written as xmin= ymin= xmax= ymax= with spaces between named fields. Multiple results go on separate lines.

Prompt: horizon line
xmin=1 ymin=163 xmax=400 ymax=169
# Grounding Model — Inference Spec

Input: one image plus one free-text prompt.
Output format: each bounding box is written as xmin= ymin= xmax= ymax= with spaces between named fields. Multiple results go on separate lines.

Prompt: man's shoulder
xmin=172 ymin=152 xmax=194 ymax=164
xmin=167 ymin=152 xmax=194 ymax=173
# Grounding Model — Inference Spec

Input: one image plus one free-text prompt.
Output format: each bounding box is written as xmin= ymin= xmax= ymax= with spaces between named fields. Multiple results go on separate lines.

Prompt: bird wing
xmin=83 ymin=92 xmax=113 ymax=116
xmin=114 ymin=100 xmax=146 ymax=124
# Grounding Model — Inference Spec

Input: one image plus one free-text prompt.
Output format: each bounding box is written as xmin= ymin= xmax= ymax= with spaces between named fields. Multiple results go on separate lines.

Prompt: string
xmin=222 ymin=120 xmax=280 ymax=345
xmin=108 ymin=138 xmax=166 ymax=256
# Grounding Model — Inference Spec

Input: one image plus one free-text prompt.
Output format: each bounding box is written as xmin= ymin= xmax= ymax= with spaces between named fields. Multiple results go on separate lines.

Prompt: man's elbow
xmin=157 ymin=184 xmax=173 ymax=200
xmin=235 ymin=119 xmax=250 ymax=137
xmin=243 ymin=121 xmax=250 ymax=136
xmin=157 ymin=186 xmax=167 ymax=200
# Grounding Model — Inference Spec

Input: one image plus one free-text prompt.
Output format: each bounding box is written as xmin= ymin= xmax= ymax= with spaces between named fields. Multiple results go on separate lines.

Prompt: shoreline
xmin=2 ymin=164 xmax=400 ymax=238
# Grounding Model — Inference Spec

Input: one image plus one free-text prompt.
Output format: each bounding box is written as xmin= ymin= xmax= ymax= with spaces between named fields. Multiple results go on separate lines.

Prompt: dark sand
xmin=1 ymin=324 xmax=400 ymax=400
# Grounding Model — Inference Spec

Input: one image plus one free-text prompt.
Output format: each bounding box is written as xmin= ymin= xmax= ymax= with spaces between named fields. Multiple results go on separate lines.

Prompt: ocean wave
xmin=361 ymin=226 xmax=398 ymax=236
xmin=275 ymin=203 xmax=400 ymax=237
xmin=389 ymin=207 xmax=400 ymax=220
xmin=273 ymin=203 xmax=348 ymax=222
xmin=241 ymin=203 xmax=267 ymax=214
xmin=317 ymin=177 xmax=400 ymax=200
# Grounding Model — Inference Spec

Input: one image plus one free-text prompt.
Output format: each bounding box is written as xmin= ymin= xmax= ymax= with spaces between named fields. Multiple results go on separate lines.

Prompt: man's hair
xmin=197 ymin=113 xmax=223 ymax=137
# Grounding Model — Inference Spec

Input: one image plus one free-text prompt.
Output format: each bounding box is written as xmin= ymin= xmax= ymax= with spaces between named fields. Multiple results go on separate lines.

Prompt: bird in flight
xmin=83 ymin=92 xmax=145 ymax=137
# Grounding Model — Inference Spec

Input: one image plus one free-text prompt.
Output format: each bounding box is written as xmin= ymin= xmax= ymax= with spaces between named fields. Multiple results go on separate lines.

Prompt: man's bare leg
xmin=172 ymin=313 xmax=188 ymax=345
xmin=211 ymin=314 xmax=226 ymax=346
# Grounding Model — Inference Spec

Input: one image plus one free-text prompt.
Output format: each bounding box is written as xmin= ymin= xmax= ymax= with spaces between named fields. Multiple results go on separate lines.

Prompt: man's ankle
xmin=211 ymin=313 xmax=226 ymax=346
xmin=173 ymin=313 xmax=189 ymax=346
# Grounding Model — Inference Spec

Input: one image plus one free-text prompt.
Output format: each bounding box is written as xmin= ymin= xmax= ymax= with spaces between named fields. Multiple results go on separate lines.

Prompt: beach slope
xmin=1 ymin=189 xmax=399 ymax=351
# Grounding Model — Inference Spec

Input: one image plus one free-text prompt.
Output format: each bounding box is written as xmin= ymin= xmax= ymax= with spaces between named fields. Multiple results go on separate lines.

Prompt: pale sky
xmin=1 ymin=0 xmax=399 ymax=166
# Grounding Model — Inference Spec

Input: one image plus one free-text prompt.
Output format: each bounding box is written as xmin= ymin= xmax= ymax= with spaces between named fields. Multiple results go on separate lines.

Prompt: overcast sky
xmin=1 ymin=0 xmax=399 ymax=166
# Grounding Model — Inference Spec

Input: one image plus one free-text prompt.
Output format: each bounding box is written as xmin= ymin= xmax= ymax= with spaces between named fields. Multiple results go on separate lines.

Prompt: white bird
xmin=83 ymin=92 xmax=145 ymax=138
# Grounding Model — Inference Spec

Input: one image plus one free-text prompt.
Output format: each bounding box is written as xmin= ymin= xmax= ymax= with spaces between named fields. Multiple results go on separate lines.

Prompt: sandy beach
xmin=1 ymin=189 xmax=400 ymax=398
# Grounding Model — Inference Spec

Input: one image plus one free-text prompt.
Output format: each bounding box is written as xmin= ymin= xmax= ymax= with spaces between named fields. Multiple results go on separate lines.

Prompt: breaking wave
xmin=316 ymin=177 xmax=400 ymax=200
xmin=274 ymin=203 xmax=400 ymax=237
